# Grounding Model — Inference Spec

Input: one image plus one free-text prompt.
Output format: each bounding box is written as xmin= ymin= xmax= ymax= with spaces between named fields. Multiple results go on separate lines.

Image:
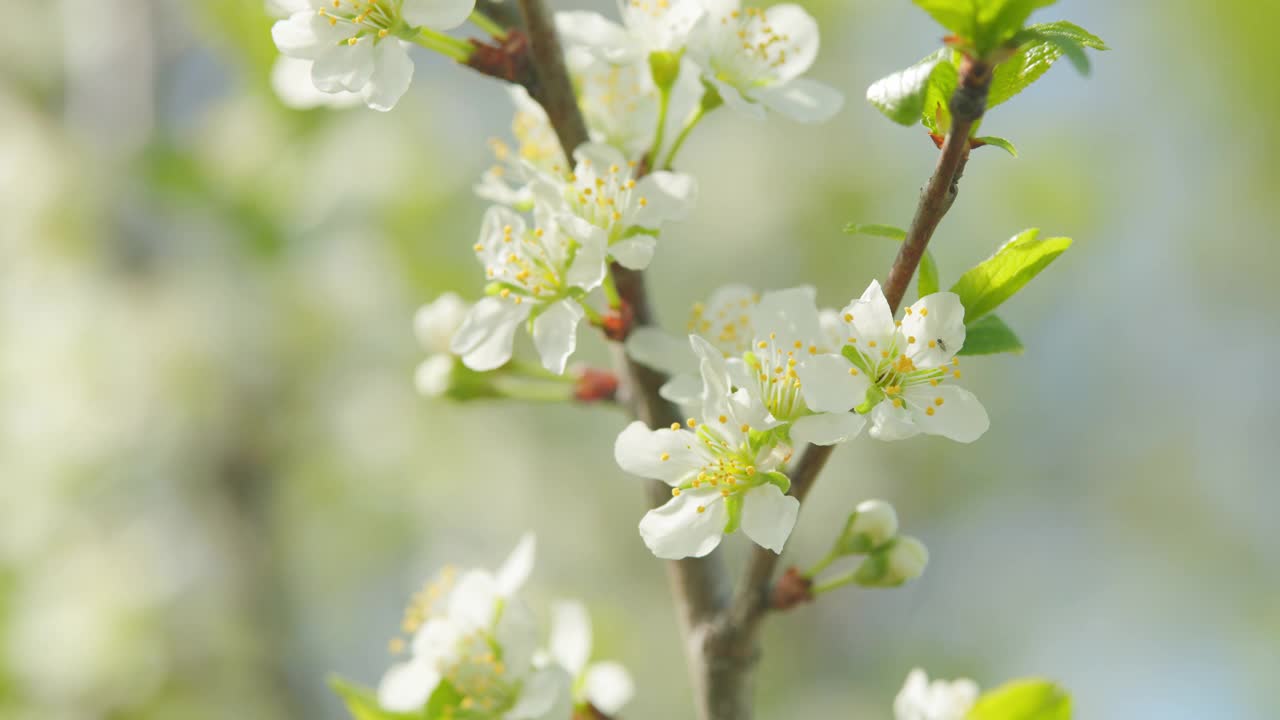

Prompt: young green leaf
xmin=844 ymin=223 xmax=941 ymax=297
xmin=968 ymin=678 xmax=1072 ymax=720
xmin=867 ymin=49 xmax=959 ymax=126
xmin=974 ymin=135 xmax=1018 ymax=156
xmin=911 ymin=0 xmax=1058 ymax=56
xmin=911 ymin=0 xmax=976 ymax=38
xmin=949 ymin=228 xmax=1071 ymax=322
xmin=958 ymin=314 xmax=1023 ymax=355
xmin=921 ymin=50 xmax=960 ymax=134
xmin=330 ymin=678 xmax=421 ymax=720
xmin=989 ymin=21 xmax=1107 ymax=107
xmin=844 ymin=223 xmax=907 ymax=240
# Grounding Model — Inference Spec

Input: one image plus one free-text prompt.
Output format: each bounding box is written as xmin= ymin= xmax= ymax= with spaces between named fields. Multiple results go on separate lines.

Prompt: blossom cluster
xmin=377 ymin=536 xmax=633 ymax=717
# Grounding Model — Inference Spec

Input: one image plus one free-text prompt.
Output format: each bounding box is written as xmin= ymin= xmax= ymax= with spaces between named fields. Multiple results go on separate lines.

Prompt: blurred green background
xmin=2 ymin=0 xmax=1277 ymax=718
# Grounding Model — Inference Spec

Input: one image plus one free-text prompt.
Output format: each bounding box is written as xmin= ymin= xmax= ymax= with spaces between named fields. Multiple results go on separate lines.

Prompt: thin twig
xmin=726 ymin=58 xmax=993 ymax=637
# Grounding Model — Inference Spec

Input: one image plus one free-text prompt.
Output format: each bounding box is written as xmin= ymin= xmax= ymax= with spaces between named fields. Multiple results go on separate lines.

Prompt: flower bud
xmin=648 ymin=51 xmax=682 ymax=91
xmin=837 ymin=499 xmax=898 ymax=554
xmin=415 ymin=354 xmax=455 ymax=398
xmin=414 ymin=293 xmax=469 ymax=355
xmin=414 ymin=355 xmax=503 ymax=401
xmin=854 ymin=536 xmax=928 ymax=588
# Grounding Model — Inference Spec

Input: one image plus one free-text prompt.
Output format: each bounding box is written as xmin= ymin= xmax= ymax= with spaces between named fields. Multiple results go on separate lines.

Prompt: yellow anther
xmin=347 ymin=36 xmax=358 ymax=45
xmin=696 ymin=505 xmax=706 ymax=514
xmin=378 ymin=28 xmax=388 ymax=38
xmin=844 ymin=313 xmax=853 ymax=322
xmin=660 ymin=452 xmax=671 ymax=461
xmin=670 ymin=422 xmax=681 ymax=430
xmin=639 ymin=197 xmax=649 ymax=207
xmin=745 ymin=466 xmax=756 ymax=476
xmin=881 ymin=350 xmax=890 ymax=359
xmin=920 ymin=308 xmax=929 ymax=316
xmin=885 ymin=385 xmax=901 ymax=395
xmin=894 ymin=355 xmax=916 ymax=373
xmin=934 ymin=397 xmax=944 ymax=406
xmin=952 ymin=357 xmax=960 ymax=366
xmin=534 ymin=228 xmax=544 ymax=237
xmin=848 ymin=368 xmax=859 ymax=376
xmin=740 ymin=423 xmax=750 ymax=433
xmin=808 ymin=344 xmax=818 ymax=354
xmin=892 ymin=398 xmax=904 ymax=408
xmin=907 ymin=336 xmax=916 ymax=344
xmin=499 ymin=288 xmax=511 ymax=298
xmin=928 ymin=340 xmax=937 ymax=348
xmin=720 ymin=488 xmax=731 ymax=497
xmin=953 ymin=371 xmax=962 ymax=379
xmin=718 ymin=415 xmax=728 ymax=424
xmin=473 ymin=243 xmax=484 ymax=252
xmin=905 ymin=307 xmax=913 ymax=315
xmin=926 ymin=406 xmax=936 ymax=416
xmin=793 ymin=340 xmax=803 ymax=349
xmin=929 ymin=378 xmax=939 ymax=386
xmin=687 ymin=418 xmax=697 ymax=427
xmin=868 ymin=340 xmax=877 ymax=348
xmin=672 ymin=487 xmax=681 ymax=497
xmin=758 ymin=341 xmax=768 ymax=349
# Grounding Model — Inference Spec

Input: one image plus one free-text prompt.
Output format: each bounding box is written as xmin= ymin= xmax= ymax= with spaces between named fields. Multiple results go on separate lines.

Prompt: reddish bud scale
xmin=770 ymin=566 xmax=815 ymax=612
xmin=601 ymin=302 xmax=635 ymax=342
xmin=574 ymin=368 xmax=620 ymax=404
xmin=466 ymin=30 xmax=534 ymax=85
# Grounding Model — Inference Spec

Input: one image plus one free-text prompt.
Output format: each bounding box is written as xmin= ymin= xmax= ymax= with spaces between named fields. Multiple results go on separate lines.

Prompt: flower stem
xmin=468 ymin=10 xmax=506 ymax=38
xmin=810 ymin=571 xmax=859 ymax=596
xmin=647 ymin=84 xmax=673 ymax=169
xmin=491 ymin=376 xmax=574 ymax=403
xmin=602 ymin=270 xmax=623 ymax=310
xmin=803 ymin=549 xmax=840 ymax=580
xmin=576 ymin=298 xmax=606 ymax=326
xmin=506 ymin=359 xmax=571 ymax=382
xmin=662 ymin=88 xmax=721 ymax=170
xmin=415 ymin=27 xmax=473 ymax=62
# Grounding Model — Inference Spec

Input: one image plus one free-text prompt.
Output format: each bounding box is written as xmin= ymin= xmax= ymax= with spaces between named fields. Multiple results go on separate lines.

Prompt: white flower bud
xmin=414 ymin=355 xmax=454 ymax=398
xmin=414 ymin=293 xmax=469 ymax=356
xmin=841 ymin=499 xmax=898 ymax=552
xmin=886 ymin=536 xmax=928 ymax=584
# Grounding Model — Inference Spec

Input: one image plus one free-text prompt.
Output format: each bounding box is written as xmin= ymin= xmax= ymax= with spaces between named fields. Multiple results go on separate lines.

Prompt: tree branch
xmin=514 ymin=2 xmax=733 ymax=717
xmin=725 ymin=56 xmax=993 ymax=641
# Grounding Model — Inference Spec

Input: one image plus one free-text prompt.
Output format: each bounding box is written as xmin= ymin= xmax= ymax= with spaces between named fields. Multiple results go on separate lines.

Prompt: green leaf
xmin=846 ymin=223 xmax=942 ymax=298
xmin=949 ymin=229 xmax=1071 ymax=322
xmin=958 ymin=314 xmax=1023 ymax=355
xmin=329 ymin=678 xmax=422 ymax=720
xmin=968 ymin=678 xmax=1072 ymax=720
xmin=989 ymin=21 xmax=1107 ymax=107
xmin=866 ymin=49 xmax=958 ymax=126
xmin=975 ymin=135 xmax=1018 ymax=156
xmin=843 ymin=223 xmax=907 ymax=240
xmin=911 ymin=0 xmax=1057 ymax=55
xmin=921 ymin=51 xmax=960 ymax=133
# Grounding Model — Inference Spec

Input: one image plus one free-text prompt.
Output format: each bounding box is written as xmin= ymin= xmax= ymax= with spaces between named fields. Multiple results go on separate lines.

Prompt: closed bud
xmin=837 ymin=499 xmax=898 ymax=554
xmin=854 ymin=536 xmax=928 ymax=588
xmin=414 ymin=293 xmax=469 ymax=355
xmin=648 ymin=50 xmax=682 ymax=92
xmin=414 ymin=355 xmax=502 ymax=401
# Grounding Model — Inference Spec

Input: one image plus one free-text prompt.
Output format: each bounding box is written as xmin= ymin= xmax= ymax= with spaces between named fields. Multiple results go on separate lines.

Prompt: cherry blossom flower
xmin=546 ymin=601 xmax=635 ymax=715
xmin=685 ymin=0 xmax=843 ymax=122
xmin=797 ymin=280 xmax=990 ymax=443
xmin=450 ymin=206 xmax=607 ymax=374
xmin=894 ymin=668 xmax=980 ymax=720
xmin=556 ymin=0 xmax=705 ymax=65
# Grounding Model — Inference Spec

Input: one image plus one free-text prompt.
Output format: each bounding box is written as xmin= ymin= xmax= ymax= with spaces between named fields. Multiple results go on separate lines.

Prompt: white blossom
xmin=269 ymin=56 xmax=363 ymax=110
xmin=685 ymin=0 xmax=843 ymax=122
xmin=475 ymin=86 xmax=567 ymax=209
xmin=271 ymin=0 xmax=477 ymax=111
xmin=450 ymin=206 xmax=607 ymax=374
xmin=546 ymin=601 xmax=635 ymax=715
xmin=615 ymin=335 xmax=798 ymax=559
xmin=556 ymin=0 xmax=705 ymax=65
xmin=530 ymin=142 xmax=696 ymax=272
xmin=797 ymin=280 xmax=990 ymax=443
xmin=894 ymin=668 xmax=980 ymax=720
xmin=378 ymin=535 xmax=570 ymax=719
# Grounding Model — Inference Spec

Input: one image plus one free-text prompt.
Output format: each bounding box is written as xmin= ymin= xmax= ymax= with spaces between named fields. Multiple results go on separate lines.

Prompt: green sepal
xmin=958 ymin=314 xmax=1024 ymax=356
xmin=950 ymin=228 xmax=1071 ymax=323
xmin=742 ymin=350 xmax=761 ymax=369
xmin=445 ymin=361 xmax=505 ymax=401
xmin=329 ymin=677 xmax=421 ymax=720
xmin=967 ymin=678 xmax=1072 ymax=720
xmin=840 ymin=345 xmax=874 ymax=379
xmin=836 ymin=512 xmax=883 ymax=555
xmin=620 ymin=225 xmax=660 ymax=240
xmin=975 ymin=135 xmax=1018 ymax=157
xmin=764 ymin=471 xmax=791 ymax=494
xmin=648 ymin=50 xmax=683 ymax=91
xmin=697 ymin=81 xmax=725 ymax=112
xmin=854 ymin=384 xmax=885 ymax=415
xmin=853 ymin=550 xmax=891 ymax=586
xmin=425 ymin=679 xmax=467 ymax=719
xmin=722 ymin=494 xmax=744 ymax=534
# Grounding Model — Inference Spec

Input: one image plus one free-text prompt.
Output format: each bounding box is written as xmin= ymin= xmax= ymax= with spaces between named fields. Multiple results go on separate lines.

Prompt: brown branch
xmin=513 ymin=2 xmax=733 ymax=718
xmin=724 ymin=57 xmax=994 ymax=648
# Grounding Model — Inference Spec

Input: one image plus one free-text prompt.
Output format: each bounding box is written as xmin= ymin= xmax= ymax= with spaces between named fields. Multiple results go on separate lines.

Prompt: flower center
xmin=563 ymin=159 xmax=643 ymax=240
xmin=713 ymin=7 xmax=796 ymax=86
xmin=478 ymin=224 xmax=572 ymax=302
xmin=446 ymin=632 xmax=518 ymax=714
xmin=318 ymin=0 xmax=399 ymax=39
xmin=746 ymin=334 xmax=810 ymax=421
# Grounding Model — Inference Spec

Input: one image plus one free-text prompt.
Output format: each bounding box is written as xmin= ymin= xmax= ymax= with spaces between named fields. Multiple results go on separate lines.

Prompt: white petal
xmin=658 ymin=373 xmax=703 ymax=404
xmin=638 ymin=490 xmax=726 ymax=559
xmin=402 ymin=0 xmax=476 ymax=30
xmin=548 ymin=601 xmax=592 ymax=676
xmin=573 ymin=141 xmax=628 ymax=172
xmin=584 ymin=661 xmax=635 ymax=715
xmin=270 ymin=56 xmax=363 ymax=109
xmin=843 ymin=280 xmax=897 ymax=348
xmin=450 ymin=296 xmax=530 ymax=371
xmin=496 ymin=533 xmax=536 ymax=596
xmin=625 ymin=328 xmax=698 ymax=375
xmin=506 ymin=666 xmax=573 ymax=720
xmin=614 ymin=421 xmax=706 ymax=485
xmin=272 ymin=11 xmax=347 ymax=60
xmin=790 ymin=412 xmax=865 ymax=446
xmin=757 ymin=78 xmax=844 ymax=123
xmin=312 ymin=37 xmax=375 ymax=93
xmin=740 ymin=483 xmax=799 ymax=554
xmin=377 ymin=660 xmax=440 ymax=712
xmin=532 ymin=299 xmax=584 ymax=374
xmin=751 ymin=286 xmax=822 ymax=346
xmin=868 ymin=400 xmax=920 ymax=442
xmin=446 ymin=570 xmax=501 ymax=631
xmin=363 ymin=40 xmax=415 ymax=112
xmin=690 ymin=335 xmax=734 ymax=421
xmin=707 ymin=76 xmax=767 ymax=120
xmin=761 ymin=4 xmax=819 ymax=82
xmin=410 ymin=617 xmax=463 ymax=666
xmin=414 ymin=355 xmax=454 ymax=397
xmin=495 ymin=596 xmax=539 ymax=674
xmin=902 ymin=292 xmax=967 ymax=368
xmin=415 ymin=292 xmax=469 ymax=354
xmin=633 ymin=172 xmax=697 ymax=226
xmin=796 ymin=353 xmax=870 ymax=413
xmin=554 ymin=11 xmax=641 ymax=64
xmin=609 ymin=235 xmax=657 ymax=270
xmin=910 ymin=384 xmax=989 ymax=443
